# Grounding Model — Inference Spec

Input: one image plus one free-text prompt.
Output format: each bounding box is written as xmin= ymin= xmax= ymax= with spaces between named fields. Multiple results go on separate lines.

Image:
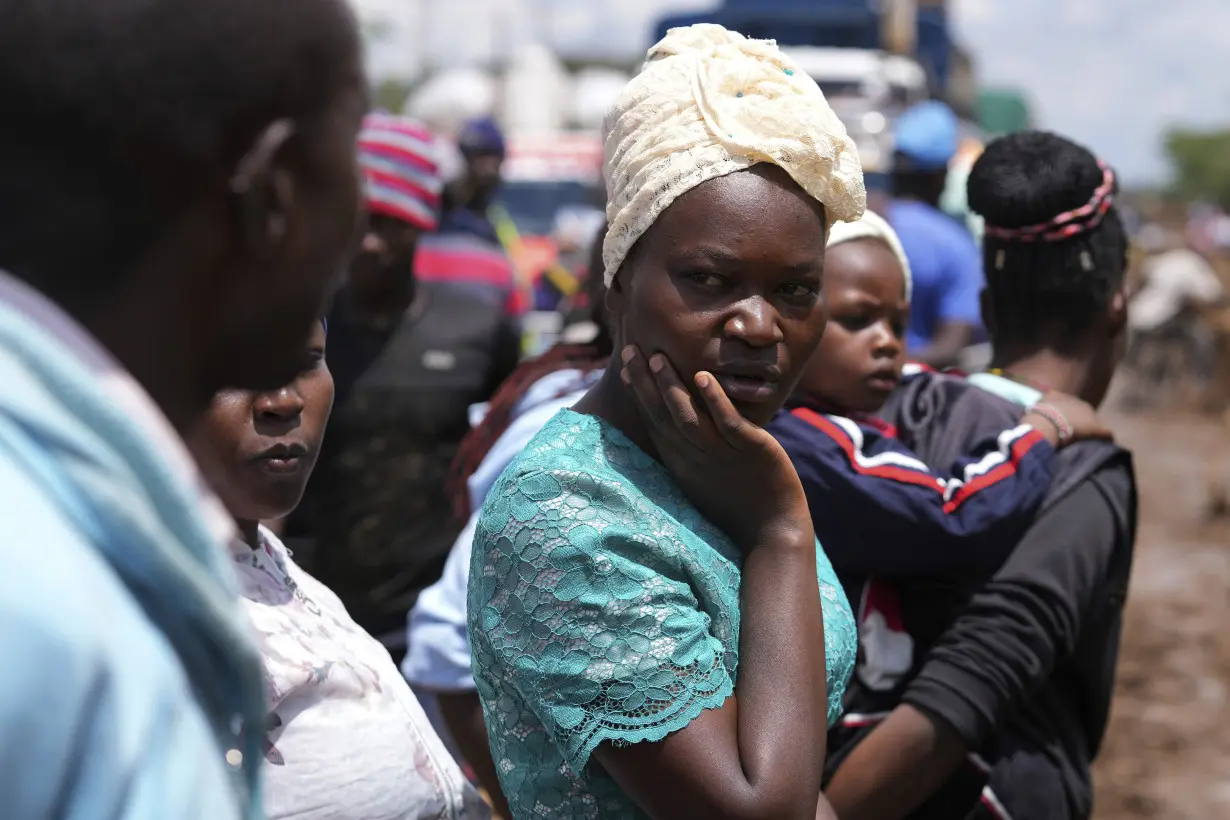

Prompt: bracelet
xmin=1030 ymin=402 xmax=1073 ymax=445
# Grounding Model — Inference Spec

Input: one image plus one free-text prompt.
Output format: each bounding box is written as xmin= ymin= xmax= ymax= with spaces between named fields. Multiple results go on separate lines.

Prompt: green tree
xmin=373 ymin=78 xmax=413 ymax=114
xmin=358 ymin=12 xmax=415 ymax=114
xmin=362 ymin=15 xmax=395 ymax=45
xmin=1165 ymin=128 xmax=1230 ymax=209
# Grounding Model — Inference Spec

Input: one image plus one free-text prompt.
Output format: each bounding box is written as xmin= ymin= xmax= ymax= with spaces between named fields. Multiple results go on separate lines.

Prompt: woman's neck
xmin=989 ymin=345 xmax=1101 ymax=406
xmin=572 ymin=365 xmax=660 ymax=462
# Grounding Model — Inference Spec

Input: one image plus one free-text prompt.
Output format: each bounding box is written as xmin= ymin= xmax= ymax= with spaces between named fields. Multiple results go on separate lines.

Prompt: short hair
xmin=889 ymin=154 xmax=949 ymax=205
xmin=0 ymin=0 xmax=361 ymax=301
xmin=968 ymin=131 xmax=1128 ymax=345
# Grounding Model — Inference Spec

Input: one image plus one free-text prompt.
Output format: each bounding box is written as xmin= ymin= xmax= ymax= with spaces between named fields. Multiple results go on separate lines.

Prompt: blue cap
xmin=893 ymin=101 xmax=958 ymax=171
xmin=457 ymin=116 xmax=506 ymax=158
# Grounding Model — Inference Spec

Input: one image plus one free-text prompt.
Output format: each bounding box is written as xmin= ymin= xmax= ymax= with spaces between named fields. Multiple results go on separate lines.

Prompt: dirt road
xmin=1093 ymin=404 xmax=1230 ymax=818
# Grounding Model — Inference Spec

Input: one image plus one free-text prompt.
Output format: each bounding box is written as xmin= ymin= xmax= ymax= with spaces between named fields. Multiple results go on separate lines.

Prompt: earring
xmin=994 ymin=249 xmax=1006 ymax=270
xmin=1080 ymin=250 xmax=1094 ymax=271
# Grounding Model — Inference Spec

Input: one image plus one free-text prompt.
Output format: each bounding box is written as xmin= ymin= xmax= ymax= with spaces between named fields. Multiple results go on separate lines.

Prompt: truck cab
xmin=780 ymin=46 xmax=929 ymax=179
xmin=652 ymin=0 xmax=951 ymax=192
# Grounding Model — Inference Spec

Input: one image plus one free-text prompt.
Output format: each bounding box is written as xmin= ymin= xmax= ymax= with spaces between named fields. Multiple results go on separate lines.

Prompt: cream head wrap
xmin=827 ymin=210 xmax=913 ymax=301
xmin=601 ymin=24 xmax=867 ymax=287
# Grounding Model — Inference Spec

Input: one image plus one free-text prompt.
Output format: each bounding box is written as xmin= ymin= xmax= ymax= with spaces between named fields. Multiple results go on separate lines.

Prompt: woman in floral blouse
xmin=190 ymin=318 xmax=489 ymax=820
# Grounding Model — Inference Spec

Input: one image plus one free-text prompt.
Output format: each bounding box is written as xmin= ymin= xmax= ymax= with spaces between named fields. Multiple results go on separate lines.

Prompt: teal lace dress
xmin=468 ymin=409 xmax=857 ymax=819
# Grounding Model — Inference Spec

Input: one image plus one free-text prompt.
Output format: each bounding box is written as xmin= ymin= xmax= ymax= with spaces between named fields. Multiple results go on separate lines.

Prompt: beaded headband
xmin=983 ymin=160 xmax=1115 ymax=245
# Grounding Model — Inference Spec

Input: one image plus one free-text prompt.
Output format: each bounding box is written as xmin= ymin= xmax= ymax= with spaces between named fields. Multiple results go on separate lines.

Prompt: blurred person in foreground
xmin=404 ymin=240 xmax=613 ymax=817
xmin=824 ymin=131 xmax=1138 ymax=820
xmin=300 ymin=113 xmax=521 ymax=667
xmin=0 ymin=0 xmax=366 ymax=815
xmin=888 ymin=101 xmax=985 ymax=369
xmin=190 ymin=319 xmax=489 ymax=820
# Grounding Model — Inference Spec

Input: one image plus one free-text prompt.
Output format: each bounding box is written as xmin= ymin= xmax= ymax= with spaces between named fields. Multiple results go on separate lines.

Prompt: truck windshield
xmin=495 ymin=180 xmax=604 ymax=237
xmin=817 ymin=79 xmax=865 ymax=100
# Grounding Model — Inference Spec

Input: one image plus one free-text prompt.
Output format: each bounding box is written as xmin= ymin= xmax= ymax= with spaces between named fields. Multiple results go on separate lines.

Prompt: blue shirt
xmin=0 ymin=470 xmax=248 ymax=819
xmin=889 ymin=199 xmax=985 ymax=351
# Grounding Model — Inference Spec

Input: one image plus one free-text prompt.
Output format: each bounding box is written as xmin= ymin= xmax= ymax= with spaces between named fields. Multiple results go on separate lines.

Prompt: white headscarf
xmin=601 ymin=24 xmax=866 ymax=286
xmin=827 ymin=210 xmax=913 ymax=301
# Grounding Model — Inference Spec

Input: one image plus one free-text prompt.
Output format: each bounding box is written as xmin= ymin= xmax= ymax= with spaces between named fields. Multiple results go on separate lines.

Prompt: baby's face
xmin=798 ymin=238 xmax=908 ymax=414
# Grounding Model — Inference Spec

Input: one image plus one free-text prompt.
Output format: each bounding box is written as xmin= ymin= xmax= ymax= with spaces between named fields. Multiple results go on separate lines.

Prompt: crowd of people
xmin=0 ymin=4 xmax=1148 ymax=820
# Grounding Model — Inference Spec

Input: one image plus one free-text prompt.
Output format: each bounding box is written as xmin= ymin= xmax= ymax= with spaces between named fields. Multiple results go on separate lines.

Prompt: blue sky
xmin=354 ymin=0 xmax=1229 ymax=184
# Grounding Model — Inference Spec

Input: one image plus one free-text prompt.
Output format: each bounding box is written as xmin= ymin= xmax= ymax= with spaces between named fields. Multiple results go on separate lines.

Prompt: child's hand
xmin=1024 ymin=391 xmax=1114 ymax=447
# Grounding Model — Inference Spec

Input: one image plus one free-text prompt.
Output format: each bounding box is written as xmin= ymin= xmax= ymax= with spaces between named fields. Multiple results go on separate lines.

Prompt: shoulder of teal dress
xmin=813 ymin=537 xmax=857 ymax=726
xmin=470 ymin=409 xmax=857 ymax=786
xmin=470 ymin=411 xmax=736 ymax=775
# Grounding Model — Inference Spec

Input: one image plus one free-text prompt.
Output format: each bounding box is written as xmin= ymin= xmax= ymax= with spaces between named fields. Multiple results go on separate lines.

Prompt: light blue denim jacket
xmin=0 ymin=272 xmax=265 ymax=818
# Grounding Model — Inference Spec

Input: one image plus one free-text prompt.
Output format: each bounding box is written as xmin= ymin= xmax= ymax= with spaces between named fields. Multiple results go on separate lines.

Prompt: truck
xmin=653 ymin=0 xmax=963 ymax=101
xmin=777 ymin=45 xmax=928 ymax=178
xmin=652 ymin=0 xmax=974 ymax=189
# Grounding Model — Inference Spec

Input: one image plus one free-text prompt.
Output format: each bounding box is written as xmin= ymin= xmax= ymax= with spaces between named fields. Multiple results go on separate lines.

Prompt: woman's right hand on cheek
xmin=620 ymin=345 xmax=812 ymax=551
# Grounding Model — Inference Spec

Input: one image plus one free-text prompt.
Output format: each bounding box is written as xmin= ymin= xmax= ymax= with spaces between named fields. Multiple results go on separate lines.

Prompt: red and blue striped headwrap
xmin=983 ymin=160 xmax=1116 ymax=244
xmin=358 ymin=113 xmax=443 ymax=232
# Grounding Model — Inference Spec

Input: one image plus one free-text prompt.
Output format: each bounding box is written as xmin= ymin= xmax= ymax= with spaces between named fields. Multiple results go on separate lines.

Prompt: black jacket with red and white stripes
xmin=772 ymin=365 xmax=1057 ymax=599
xmin=772 ymin=368 xmax=1136 ymax=820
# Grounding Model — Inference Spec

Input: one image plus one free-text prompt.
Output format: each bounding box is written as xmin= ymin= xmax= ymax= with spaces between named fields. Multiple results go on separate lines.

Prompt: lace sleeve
xmin=472 ymin=466 xmax=733 ymax=774
xmin=814 ymin=538 xmax=857 ymax=725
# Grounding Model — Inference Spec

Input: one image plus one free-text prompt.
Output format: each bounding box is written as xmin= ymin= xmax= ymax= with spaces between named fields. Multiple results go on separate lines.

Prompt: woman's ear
xmin=229 ymin=118 xmax=297 ymax=258
xmin=604 ymin=269 xmax=626 ymax=316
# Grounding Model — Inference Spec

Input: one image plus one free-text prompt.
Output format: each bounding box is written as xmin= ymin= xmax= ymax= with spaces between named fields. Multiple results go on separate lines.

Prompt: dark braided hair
xmin=446 ymin=228 xmax=614 ymax=521
xmin=968 ymin=131 xmax=1128 ymax=348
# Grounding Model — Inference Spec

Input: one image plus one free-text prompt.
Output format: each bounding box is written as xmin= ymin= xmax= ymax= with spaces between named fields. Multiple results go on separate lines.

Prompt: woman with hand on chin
xmin=468 ymin=23 xmax=864 ymax=820
xmin=190 ymin=319 xmax=489 ymax=820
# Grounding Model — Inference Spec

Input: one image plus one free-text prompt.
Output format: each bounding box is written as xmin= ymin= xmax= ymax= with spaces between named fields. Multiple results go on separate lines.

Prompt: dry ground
xmin=1092 ymin=398 xmax=1230 ymax=818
